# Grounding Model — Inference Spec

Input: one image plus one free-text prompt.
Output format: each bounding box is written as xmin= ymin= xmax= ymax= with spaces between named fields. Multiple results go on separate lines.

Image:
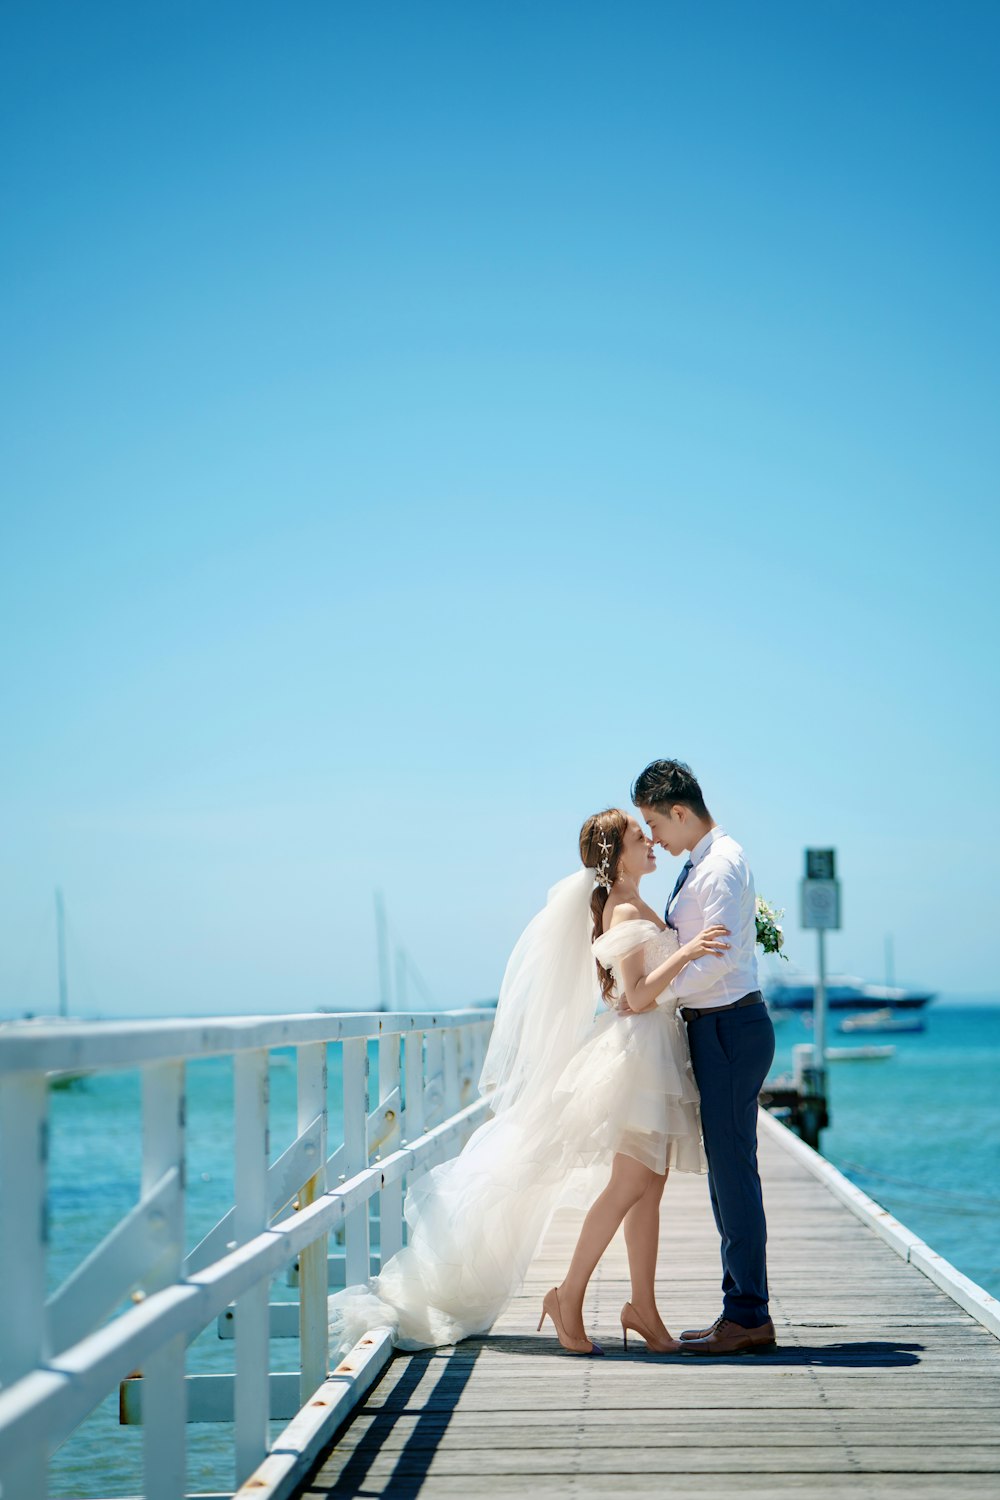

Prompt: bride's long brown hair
xmin=579 ymin=808 xmax=629 ymax=1004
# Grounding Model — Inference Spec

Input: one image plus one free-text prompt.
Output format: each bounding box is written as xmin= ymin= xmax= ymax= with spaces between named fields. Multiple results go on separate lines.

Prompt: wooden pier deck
xmin=296 ymin=1117 xmax=1000 ymax=1499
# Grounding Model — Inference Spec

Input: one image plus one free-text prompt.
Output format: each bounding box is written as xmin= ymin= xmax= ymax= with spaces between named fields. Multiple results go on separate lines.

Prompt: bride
xmin=328 ymin=807 xmax=729 ymax=1358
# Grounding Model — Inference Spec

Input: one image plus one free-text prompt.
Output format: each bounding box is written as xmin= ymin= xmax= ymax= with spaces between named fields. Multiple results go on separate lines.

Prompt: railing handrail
xmin=0 ymin=1007 xmax=495 ymax=1500
xmin=0 ymin=1007 xmax=492 ymax=1074
xmin=0 ymin=1096 xmax=490 ymax=1461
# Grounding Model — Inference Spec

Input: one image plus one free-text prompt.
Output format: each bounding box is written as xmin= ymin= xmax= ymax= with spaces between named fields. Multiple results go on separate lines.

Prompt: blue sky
xmin=2 ymin=1 xmax=998 ymax=1017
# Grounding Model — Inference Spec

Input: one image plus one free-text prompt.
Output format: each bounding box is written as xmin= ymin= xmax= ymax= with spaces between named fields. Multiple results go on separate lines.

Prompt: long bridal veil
xmin=327 ymin=868 xmax=611 ymax=1353
xmin=478 ymin=867 xmax=605 ymax=1109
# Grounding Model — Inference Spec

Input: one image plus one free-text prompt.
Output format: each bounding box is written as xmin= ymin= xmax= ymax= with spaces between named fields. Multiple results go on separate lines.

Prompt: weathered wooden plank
xmin=331 ymin=1427 xmax=1000 ymax=1455
xmin=320 ymin=1485 xmax=999 ymax=1499
xmin=303 ymin=1448 xmax=1000 ymax=1473
xmin=339 ymin=1411 xmax=1000 ymax=1436
xmin=302 ymin=1480 xmax=1000 ymax=1500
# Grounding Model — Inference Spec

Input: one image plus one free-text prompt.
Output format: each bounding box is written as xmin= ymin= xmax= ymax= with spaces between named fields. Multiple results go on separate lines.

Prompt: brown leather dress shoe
xmin=681 ymin=1317 xmax=777 ymax=1355
xmin=680 ymin=1313 xmax=724 ymax=1341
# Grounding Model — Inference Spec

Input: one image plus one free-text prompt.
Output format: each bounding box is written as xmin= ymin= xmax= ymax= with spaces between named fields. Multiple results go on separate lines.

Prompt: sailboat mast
xmin=374 ymin=891 xmax=392 ymax=1011
xmin=56 ymin=887 xmax=68 ymax=1018
xmin=395 ymin=947 xmax=408 ymax=1012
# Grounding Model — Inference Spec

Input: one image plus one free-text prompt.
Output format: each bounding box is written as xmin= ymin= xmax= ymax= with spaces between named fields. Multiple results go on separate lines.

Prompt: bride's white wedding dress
xmin=327 ymin=874 xmax=705 ymax=1355
xmin=556 ymin=919 xmax=704 ymax=1175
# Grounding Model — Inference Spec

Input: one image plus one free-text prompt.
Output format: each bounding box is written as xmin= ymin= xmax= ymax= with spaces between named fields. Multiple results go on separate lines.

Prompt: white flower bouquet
xmin=755 ymin=897 xmax=788 ymax=960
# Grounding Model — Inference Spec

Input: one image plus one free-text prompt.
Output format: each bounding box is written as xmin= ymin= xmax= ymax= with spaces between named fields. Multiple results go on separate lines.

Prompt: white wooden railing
xmin=0 ymin=1009 xmax=494 ymax=1500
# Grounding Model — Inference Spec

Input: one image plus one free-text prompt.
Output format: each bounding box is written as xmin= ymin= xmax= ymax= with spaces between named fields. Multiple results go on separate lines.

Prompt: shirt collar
xmin=690 ymin=825 xmax=724 ymax=867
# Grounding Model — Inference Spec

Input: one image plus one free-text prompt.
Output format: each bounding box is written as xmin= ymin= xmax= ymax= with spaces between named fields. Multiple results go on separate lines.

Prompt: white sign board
xmin=800 ymin=878 xmax=841 ymax=930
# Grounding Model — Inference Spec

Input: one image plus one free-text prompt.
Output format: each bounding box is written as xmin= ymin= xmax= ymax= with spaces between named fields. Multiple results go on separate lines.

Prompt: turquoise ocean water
xmin=25 ymin=1003 xmax=1000 ymax=1497
xmin=771 ymin=1002 xmax=1000 ymax=1296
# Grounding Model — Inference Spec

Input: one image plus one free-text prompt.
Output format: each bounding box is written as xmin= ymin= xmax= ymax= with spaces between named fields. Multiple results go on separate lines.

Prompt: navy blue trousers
xmin=686 ymin=1000 xmax=776 ymax=1327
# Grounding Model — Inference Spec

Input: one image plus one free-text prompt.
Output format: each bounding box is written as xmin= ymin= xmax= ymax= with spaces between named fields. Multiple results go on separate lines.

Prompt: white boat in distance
xmin=763 ymin=973 xmax=935 ymax=1016
xmin=838 ymin=1007 xmax=927 ymax=1035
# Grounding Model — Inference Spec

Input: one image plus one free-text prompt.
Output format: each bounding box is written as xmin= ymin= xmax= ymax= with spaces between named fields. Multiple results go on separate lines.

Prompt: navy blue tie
xmin=666 ymin=859 xmax=693 ymax=919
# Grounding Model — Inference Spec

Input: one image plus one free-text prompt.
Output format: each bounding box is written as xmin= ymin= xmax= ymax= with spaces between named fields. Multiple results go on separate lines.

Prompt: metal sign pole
xmin=799 ymin=847 xmax=840 ymax=1148
xmin=815 ymin=927 xmax=827 ymax=1098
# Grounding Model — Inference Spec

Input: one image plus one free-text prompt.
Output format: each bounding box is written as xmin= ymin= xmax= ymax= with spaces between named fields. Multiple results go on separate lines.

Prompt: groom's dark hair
xmin=632 ymin=759 xmax=711 ymax=820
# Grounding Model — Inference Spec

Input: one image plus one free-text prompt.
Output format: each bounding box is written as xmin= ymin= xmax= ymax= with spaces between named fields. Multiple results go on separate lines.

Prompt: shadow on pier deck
xmin=295 ymin=1118 xmax=1000 ymax=1499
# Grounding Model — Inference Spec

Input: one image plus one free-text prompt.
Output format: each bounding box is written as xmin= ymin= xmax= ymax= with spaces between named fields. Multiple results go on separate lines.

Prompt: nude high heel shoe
xmin=620 ymin=1301 xmax=682 ymax=1354
xmin=537 ymin=1287 xmax=604 ymax=1357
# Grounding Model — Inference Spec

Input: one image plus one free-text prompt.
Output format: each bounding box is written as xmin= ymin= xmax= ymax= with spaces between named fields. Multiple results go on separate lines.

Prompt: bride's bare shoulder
xmin=603 ymin=897 xmax=666 ymax=934
xmin=603 ymin=899 xmax=641 ymax=933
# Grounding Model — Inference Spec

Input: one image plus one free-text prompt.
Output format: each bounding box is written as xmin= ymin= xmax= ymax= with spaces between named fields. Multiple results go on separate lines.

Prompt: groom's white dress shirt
xmin=660 ymin=826 xmax=759 ymax=1010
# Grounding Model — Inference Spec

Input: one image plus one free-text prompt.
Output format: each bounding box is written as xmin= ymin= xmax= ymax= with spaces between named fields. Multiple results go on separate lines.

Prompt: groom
xmin=632 ymin=759 xmax=777 ymax=1354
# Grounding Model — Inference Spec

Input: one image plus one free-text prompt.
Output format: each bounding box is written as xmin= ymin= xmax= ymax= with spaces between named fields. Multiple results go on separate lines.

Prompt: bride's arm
xmin=617 ymin=926 xmax=730 ymax=1014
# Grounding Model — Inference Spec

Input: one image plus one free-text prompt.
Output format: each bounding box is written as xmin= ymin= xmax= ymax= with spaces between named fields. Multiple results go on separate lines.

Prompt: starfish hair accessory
xmin=595 ymin=831 xmax=614 ymax=891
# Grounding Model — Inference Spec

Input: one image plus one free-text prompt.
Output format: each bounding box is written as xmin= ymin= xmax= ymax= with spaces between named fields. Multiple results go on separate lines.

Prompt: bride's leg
xmin=624 ymin=1170 xmax=671 ymax=1336
xmin=556 ymin=1153 xmax=655 ymax=1339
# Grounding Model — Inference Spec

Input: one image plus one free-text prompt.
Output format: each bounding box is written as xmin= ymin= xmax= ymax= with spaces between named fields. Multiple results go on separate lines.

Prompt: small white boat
xmin=825 ymin=1044 xmax=896 ymax=1061
xmin=838 ymin=1007 xmax=925 ymax=1035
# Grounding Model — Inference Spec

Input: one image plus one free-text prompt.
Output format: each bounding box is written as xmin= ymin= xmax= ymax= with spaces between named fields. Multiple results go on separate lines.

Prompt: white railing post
xmin=403 ymin=1029 xmax=425 ymax=1143
xmin=443 ymin=1027 xmax=461 ymax=1118
xmin=402 ymin=1029 xmax=425 ymax=1249
xmin=0 ymin=1072 xmax=49 ymax=1500
xmin=297 ymin=1043 xmax=328 ymax=1403
xmin=424 ymin=1029 xmax=444 ymax=1128
xmin=141 ymin=1060 xmax=186 ymax=1500
xmin=341 ymin=1037 xmax=370 ymax=1285
xmin=456 ymin=1024 xmax=473 ymax=1108
xmin=233 ymin=1048 xmax=269 ymax=1484
xmin=377 ymin=1033 xmax=403 ymax=1262
xmin=467 ymin=1022 xmax=485 ymax=1096
xmin=474 ymin=1021 xmax=491 ymax=1097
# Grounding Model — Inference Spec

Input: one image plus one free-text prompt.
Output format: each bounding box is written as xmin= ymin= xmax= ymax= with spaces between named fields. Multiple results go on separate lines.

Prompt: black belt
xmin=681 ymin=990 xmax=763 ymax=1024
